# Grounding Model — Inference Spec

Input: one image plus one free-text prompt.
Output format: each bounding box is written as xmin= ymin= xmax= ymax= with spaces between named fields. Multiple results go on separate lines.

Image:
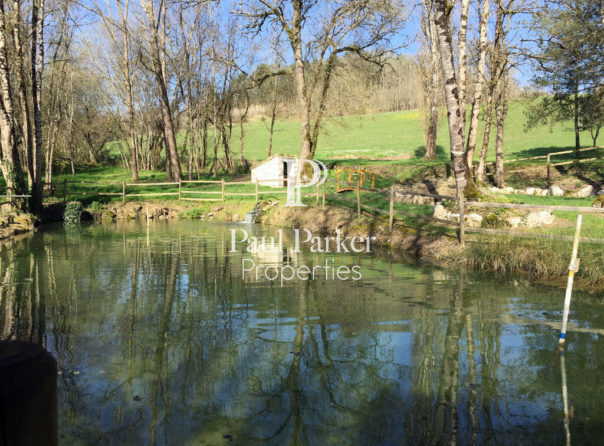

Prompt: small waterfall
xmin=242 ymin=202 xmax=262 ymax=223
xmin=243 ymin=211 xmax=257 ymax=224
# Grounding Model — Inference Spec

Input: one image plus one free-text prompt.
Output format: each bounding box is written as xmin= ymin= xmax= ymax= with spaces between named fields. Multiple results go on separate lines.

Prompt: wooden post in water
xmin=122 ymin=181 xmax=126 ymax=203
xmin=221 ymin=179 xmax=225 ymax=202
xmin=559 ymin=214 xmax=582 ymax=346
xmin=356 ymin=177 xmax=361 ymax=217
xmin=389 ymin=185 xmax=394 ymax=231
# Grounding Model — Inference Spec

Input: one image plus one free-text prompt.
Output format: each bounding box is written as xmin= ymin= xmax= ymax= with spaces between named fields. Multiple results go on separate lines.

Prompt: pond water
xmin=1 ymin=221 xmax=603 ymax=445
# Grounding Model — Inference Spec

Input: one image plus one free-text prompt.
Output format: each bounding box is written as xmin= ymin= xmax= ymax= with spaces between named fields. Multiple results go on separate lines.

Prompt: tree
xmin=418 ymin=0 xmax=441 ymax=160
xmin=529 ymin=0 xmax=604 ymax=152
xmin=465 ymin=0 xmax=490 ymax=167
xmin=140 ymin=0 xmax=182 ymax=181
xmin=0 ymin=0 xmax=45 ymax=212
xmin=431 ymin=0 xmax=473 ymax=197
xmin=241 ymin=0 xmax=405 ymax=160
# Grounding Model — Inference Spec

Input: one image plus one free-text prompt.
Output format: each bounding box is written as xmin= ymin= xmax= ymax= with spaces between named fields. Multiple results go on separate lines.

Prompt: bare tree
xmin=432 ymin=0 xmax=473 ymax=197
xmin=457 ymin=0 xmax=470 ymax=130
xmin=241 ymin=0 xmax=406 ymax=160
xmin=465 ymin=0 xmax=490 ymax=168
xmin=140 ymin=0 xmax=182 ymax=180
xmin=418 ymin=0 xmax=441 ymax=159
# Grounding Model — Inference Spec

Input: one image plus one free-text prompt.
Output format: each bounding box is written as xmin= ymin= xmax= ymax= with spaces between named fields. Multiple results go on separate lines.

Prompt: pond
xmin=1 ymin=221 xmax=603 ymax=445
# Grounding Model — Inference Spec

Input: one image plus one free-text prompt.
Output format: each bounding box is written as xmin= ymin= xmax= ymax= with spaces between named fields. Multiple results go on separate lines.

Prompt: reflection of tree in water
xmin=2 ymin=223 xmax=604 ymax=444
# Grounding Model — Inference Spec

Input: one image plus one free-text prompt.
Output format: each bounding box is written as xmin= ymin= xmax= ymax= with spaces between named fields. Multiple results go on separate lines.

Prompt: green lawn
xmin=221 ymin=102 xmax=598 ymax=161
xmin=101 ymin=102 xmax=599 ymax=164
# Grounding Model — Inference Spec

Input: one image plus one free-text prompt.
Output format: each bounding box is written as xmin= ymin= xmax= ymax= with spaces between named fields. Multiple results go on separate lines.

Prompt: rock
xmin=489 ymin=187 xmax=502 ymax=194
xmin=12 ymin=214 xmax=33 ymax=227
xmin=449 ymin=213 xmax=460 ymax=222
xmin=465 ymin=213 xmax=483 ymax=228
xmin=549 ymin=185 xmax=564 ymax=197
xmin=503 ymin=186 xmax=514 ymax=194
xmin=541 ymin=189 xmax=550 ymax=196
xmin=506 ymin=216 xmax=523 ymax=228
xmin=525 ymin=187 xmax=536 ymax=195
xmin=526 ymin=210 xmax=555 ymax=228
xmin=577 ymin=184 xmax=595 ymax=198
xmin=433 ymin=203 xmax=448 ymax=220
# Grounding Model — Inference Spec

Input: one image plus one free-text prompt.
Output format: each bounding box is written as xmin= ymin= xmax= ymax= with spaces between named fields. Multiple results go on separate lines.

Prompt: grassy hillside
xmin=229 ymin=102 xmax=597 ymax=161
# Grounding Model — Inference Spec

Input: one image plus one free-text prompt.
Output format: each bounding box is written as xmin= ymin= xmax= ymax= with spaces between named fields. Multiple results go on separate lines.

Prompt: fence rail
xmin=47 ymin=174 xmax=604 ymax=245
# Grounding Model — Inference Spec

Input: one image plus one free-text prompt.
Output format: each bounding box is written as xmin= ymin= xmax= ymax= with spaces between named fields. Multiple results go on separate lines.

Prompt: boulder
xmin=541 ymin=189 xmax=550 ymax=196
xmin=489 ymin=187 xmax=503 ymax=194
xmin=577 ymin=184 xmax=595 ymax=198
xmin=465 ymin=213 xmax=483 ymax=228
xmin=526 ymin=210 xmax=555 ymax=228
xmin=506 ymin=216 xmax=523 ymax=228
xmin=503 ymin=186 xmax=515 ymax=194
xmin=549 ymin=185 xmax=564 ymax=197
xmin=525 ymin=187 xmax=536 ymax=196
xmin=433 ymin=203 xmax=448 ymax=220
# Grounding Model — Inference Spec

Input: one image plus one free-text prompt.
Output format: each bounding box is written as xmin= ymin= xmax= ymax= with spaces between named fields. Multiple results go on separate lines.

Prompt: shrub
xmin=64 ymin=201 xmax=83 ymax=224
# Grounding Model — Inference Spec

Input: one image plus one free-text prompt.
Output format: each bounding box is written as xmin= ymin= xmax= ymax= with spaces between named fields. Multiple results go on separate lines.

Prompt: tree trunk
xmin=433 ymin=0 xmax=472 ymax=196
xmin=0 ymin=0 xmax=24 ymax=196
xmin=13 ymin=0 xmax=33 ymax=191
xmin=142 ymin=0 xmax=181 ymax=181
xmin=457 ymin=0 xmax=470 ymax=130
xmin=495 ymin=77 xmax=509 ymax=188
xmin=201 ymin=118 xmax=207 ymax=169
xmin=290 ymin=0 xmax=312 ymax=160
xmin=268 ymin=76 xmax=278 ymax=158
xmin=476 ymin=93 xmax=493 ymax=183
xmin=30 ymin=0 xmax=44 ymax=214
xmin=420 ymin=0 xmax=440 ymax=160
xmin=466 ymin=0 xmax=490 ymax=168
xmin=573 ymin=73 xmax=580 ymax=153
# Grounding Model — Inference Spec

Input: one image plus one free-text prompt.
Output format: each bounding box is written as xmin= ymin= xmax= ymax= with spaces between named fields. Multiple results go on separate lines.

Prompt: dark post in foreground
xmin=0 ymin=341 xmax=57 ymax=446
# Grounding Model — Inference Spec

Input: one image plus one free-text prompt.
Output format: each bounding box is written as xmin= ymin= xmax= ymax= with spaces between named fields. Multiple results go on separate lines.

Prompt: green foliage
xmin=64 ymin=201 xmax=83 ymax=224
xmin=180 ymin=206 xmax=207 ymax=219
xmin=482 ymin=213 xmax=506 ymax=229
xmin=87 ymin=201 xmax=105 ymax=213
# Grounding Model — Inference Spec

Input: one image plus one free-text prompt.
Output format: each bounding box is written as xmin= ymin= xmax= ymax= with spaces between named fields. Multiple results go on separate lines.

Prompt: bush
xmin=87 ymin=201 xmax=105 ymax=213
xmin=64 ymin=201 xmax=83 ymax=224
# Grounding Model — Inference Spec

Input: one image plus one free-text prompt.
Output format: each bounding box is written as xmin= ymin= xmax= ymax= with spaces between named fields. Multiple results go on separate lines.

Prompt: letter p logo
xmin=284 ymin=158 xmax=328 ymax=207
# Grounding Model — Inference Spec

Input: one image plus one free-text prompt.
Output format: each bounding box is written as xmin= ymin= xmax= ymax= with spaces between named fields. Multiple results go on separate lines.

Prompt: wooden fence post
xmin=322 ymin=180 xmax=326 ymax=207
xmin=547 ymin=153 xmax=551 ymax=188
xmin=122 ymin=181 xmax=126 ymax=203
xmin=178 ymin=179 xmax=182 ymax=201
xmin=255 ymin=180 xmax=259 ymax=201
xmin=221 ymin=179 xmax=225 ymax=202
xmin=356 ymin=177 xmax=361 ymax=217
xmin=389 ymin=185 xmax=394 ymax=231
xmin=458 ymin=193 xmax=465 ymax=247
xmin=63 ymin=179 xmax=67 ymax=203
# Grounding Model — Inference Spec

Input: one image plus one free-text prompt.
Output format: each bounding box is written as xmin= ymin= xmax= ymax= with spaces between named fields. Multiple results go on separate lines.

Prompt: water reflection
xmin=0 ymin=221 xmax=603 ymax=445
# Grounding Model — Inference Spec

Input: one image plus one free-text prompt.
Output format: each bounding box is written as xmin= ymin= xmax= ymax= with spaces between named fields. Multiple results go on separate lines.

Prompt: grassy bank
xmin=105 ymin=102 xmax=599 ymax=163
